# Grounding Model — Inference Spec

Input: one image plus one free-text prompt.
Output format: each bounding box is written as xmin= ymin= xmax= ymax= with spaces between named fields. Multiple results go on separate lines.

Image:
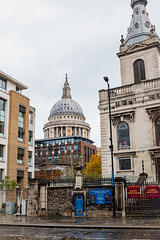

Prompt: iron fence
xmin=83 ymin=177 xmax=112 ymax=187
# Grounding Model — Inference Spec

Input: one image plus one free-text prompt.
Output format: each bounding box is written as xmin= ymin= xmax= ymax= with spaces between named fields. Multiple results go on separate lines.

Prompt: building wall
xmin=99 ymin=78 xmax=160 ymax=181
xmin=119 ymin=38 xmax=160 ymax=86
xmin=47 ymin=186 xmax=112 ymax=217
xmin=7 ymin=90 xmax=30 ymax=189
xmin=35 ymin=137 xmax=96 ymax=172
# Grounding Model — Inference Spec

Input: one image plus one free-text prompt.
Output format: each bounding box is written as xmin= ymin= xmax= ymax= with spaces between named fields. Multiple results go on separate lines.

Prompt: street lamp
xmin=103 ymin=76 xmax=116 ymax=218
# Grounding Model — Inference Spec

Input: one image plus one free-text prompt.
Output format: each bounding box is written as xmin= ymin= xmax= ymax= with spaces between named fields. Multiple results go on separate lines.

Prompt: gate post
xmin=115 ymin=177 xmax=126 ymax=217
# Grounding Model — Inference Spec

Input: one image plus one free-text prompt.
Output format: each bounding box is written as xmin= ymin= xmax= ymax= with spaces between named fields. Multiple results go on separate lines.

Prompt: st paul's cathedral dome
xmin=43 ymin=74 xmax=91 ymax=139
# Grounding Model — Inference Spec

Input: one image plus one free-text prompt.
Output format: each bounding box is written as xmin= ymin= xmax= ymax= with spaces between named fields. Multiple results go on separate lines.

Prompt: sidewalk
xmin=0 ymin=214 xmax=160 ymax=229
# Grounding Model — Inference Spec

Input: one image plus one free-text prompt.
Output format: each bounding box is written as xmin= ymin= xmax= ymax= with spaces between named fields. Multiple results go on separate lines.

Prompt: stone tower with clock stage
xmin=98 ymin=0 xmax=160 ymax=182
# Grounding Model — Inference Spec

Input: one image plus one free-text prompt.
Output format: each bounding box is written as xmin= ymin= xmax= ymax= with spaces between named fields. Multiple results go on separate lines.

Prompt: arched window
xmin=155 ymin=116 xmax=160 ymax=146
xmin=133 ymin=59 xmax=146 ymax=83
xmin=117 ymin=121 xmax=130 ymax=150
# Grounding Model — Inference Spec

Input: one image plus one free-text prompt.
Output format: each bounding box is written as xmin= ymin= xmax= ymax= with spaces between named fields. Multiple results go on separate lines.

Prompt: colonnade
xmin=44 ymin=126 xmax=90 ymax=139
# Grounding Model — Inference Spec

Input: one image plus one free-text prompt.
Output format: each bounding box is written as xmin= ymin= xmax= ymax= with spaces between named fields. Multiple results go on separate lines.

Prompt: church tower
xmin=98 ymin=0 xmax=160 ymax=182
xmin=118 ymin=0 xmax=160 ymax=86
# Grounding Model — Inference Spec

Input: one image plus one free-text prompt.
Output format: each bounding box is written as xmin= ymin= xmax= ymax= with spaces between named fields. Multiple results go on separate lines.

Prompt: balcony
xmin=99 ymin=78 xmax=160 ymax=104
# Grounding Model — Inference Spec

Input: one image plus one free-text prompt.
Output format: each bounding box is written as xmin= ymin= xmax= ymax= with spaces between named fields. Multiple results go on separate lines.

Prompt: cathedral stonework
xmin=99 ymin=0 xmax=160 ymax=182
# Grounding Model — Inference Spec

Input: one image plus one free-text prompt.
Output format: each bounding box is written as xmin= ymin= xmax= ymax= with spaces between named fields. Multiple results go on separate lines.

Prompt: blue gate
xmin=74 ymin=194 xmax=84 ymax=217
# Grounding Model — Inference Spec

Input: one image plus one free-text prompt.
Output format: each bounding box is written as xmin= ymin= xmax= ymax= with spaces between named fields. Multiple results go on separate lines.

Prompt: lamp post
xmin=103 ymin=76 xmax=116 ymax=218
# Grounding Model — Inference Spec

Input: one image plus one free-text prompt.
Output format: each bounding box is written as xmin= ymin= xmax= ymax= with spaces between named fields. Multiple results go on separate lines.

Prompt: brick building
xmin=0 ymin=70 xmax=35 ymax=196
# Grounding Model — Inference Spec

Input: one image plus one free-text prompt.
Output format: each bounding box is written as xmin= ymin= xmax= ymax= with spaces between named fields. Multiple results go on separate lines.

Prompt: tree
xmin=83 ymin=155 xmax=102 ymax=176
xmin=0 ymin=176 xmax=17 ymax=190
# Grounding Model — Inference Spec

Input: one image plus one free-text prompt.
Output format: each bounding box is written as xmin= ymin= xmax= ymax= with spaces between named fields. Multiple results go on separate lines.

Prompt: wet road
xmin=0 ymin=226 xmax=160 ymax=240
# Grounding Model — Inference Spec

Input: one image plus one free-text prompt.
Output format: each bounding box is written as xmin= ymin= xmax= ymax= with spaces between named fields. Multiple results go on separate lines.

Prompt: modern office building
xmin=0 ymin=70 xmax=35 ymax=193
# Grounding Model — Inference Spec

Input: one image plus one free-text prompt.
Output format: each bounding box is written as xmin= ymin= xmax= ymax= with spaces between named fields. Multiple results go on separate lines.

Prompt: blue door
xmin=75 ymin=194 xmax=84 ymax=217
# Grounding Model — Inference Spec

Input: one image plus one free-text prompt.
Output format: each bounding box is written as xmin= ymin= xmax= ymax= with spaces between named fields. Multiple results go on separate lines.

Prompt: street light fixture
xmin=103 ymin=76 xmax=116 ymax=218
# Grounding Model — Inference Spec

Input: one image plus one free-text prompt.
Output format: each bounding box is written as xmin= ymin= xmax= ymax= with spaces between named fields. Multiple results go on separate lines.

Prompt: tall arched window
xmin=155 ymin=116 xmax=160 ymax=146
xmin=117 ymin=121 xmax=130 ymax=150
xmin=133 ymin=59 xmax=146 ymax=83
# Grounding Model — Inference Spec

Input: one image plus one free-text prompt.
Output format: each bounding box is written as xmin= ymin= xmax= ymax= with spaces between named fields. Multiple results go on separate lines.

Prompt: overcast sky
xmin=0 ymin=0 xmax=160 ymax=147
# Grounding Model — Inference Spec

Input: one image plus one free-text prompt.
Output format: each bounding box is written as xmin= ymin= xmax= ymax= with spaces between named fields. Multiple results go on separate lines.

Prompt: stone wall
xmin=47 ymin=186 xmax=113 ymax=217
xmin=47 ymin=187 xmax=73 ymax=216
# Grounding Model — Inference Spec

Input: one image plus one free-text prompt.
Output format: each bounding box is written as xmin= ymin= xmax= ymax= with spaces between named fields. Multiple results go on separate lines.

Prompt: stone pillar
xmin=115 ymin=177 xmax=126 ymax=217
xmin=74 ymin=170 xmax=83 ymax=189
xmin=40 ymin=185 xmax=47 ymax=210
xmin=27 ymin=180 xmax=38 ymax=216
xmin=53 ymin=128 xmax=54 ymax=138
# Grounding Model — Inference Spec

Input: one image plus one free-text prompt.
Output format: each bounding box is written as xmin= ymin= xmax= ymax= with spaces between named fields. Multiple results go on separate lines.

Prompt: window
xmin=18 ymin=105 xmax=25 ymax=142
xmin=117 ymin=121 xmax=130 ymax=150
xmin=17 ymin=148 xmax=24 ymax=164
xmin=134 ymin=59 xmax=146 ymax=83
xmin=0 ymin=77 xmax=6 ymax=92
xmin=28 ymin=151 xmax=32 ymax=166
xmin=29 ymin=112 xmax=33 ymax=124
xmin=67 ymin=145 xmax=71 ymax=151
xmin=74 ymin=143 xmax=79 ymax=151
xmin=54 ymin=145 xmax=59 ymax=159
xmin=119 ymin=157 xmax=131 ymax=170
xmin=48 ymin=146 xmax=52 ymax=160
xmin=0 ymin=99 xmax=5 ymax=137
xmin=28 ymin=131 xmax=33 ymax=145
xmin=0 ymin=169 xmax=3 ymax=182
xmin=155 ymin=116 xmax=160 ymax=146
xmin=16 ymin=87 xmax=20 ymax=93
xmin=0 ymin=145 xmax=3 ymax=162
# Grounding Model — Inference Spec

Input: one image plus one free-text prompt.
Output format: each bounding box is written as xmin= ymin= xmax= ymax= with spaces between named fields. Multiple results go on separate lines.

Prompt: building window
xmin=0 ymin=77 xmax=6 ymax=92
xmin=0 ymin=99 xmax=5 ymax=137
xmin=0 ymin=169 xmax=3 ymax=182
xmin=74 ymin=143 xmax=79 ymax=151
xmin=29 ymin=112 xmax=33 ymax=124
xmin=16 ymin=86 xmax=20 ymax=93
xmin=17 ymin=148 xmax=24 ymax=164
xmin=117 ymin=121 xmax=130 ymax=150
xmin=133 ymin=59 xmax=146 ymax=83
xmin=155 ymin=116 xmax=160 ymax=146
xmin=0 ymin=145 xmax=3 ymax=162
xmin=54 ymin=145 xmax=59 ymax=159
xmin=18 ymin=105 xmax=25 ymax=142
xmin=28 ymin=131 xmax=33 ymax=145
xmin=119 ymin=157 xmax=131 ymax=170
xmin=28 ymin=151 xmax=32 ymax=166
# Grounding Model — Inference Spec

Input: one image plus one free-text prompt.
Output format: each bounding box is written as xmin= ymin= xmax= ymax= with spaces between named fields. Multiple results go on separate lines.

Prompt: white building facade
xmin=98 ymin=0 xmax=160 ymax=182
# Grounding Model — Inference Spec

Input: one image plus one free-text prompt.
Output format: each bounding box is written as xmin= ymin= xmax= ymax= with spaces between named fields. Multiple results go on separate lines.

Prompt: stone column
xmin=61 ymin=127 xmax=63 ymax=137
xmin=40 ymin=185 xmax=47 ymax=210
xmin=115 ymin=177 xmax=126 ymax=217
xmin=74 ymin=169 xmax=83 ymax=189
